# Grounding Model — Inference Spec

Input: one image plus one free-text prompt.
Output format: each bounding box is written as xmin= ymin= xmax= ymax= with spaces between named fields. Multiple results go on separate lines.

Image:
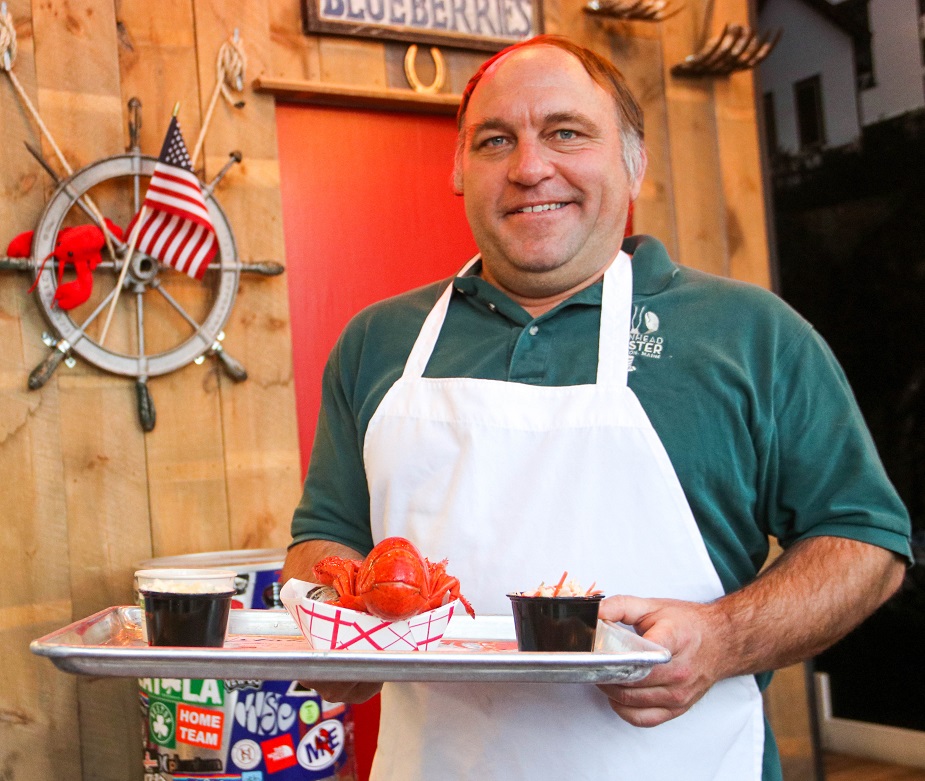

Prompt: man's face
xmin=456 ymin=45 xmax=644 ymax=301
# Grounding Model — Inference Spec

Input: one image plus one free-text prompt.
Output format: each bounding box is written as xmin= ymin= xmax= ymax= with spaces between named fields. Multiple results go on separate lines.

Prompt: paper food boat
xmin=280 ymin=578 xmax=457 ymax=652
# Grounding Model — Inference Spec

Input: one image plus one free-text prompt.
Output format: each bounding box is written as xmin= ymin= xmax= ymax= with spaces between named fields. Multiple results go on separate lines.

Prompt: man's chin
xmin=491 ymin=257 xmax=571 ymax=285
xmin=482 ymin=255 xmax=582 ymax=296
xmin=496 ymin=244 xmax=574 ymax=273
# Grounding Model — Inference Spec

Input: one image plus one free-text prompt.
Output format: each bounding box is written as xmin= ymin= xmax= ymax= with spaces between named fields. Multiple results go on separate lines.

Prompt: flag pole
xmin=97 ymin=205 xmax=146 ymax=347
xmin=97 ymin=103 xmax=181 ymax=347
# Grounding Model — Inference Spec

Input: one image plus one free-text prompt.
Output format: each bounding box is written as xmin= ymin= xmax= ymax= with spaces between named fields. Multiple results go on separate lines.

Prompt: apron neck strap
xmin=597 ymin=250 xmax=633 ymax=388
xmin=402 ymin=255 xmax=480 ymax=379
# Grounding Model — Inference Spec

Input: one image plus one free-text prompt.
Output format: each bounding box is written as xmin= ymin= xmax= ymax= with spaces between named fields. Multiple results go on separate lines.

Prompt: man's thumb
xmin=598 ymin=594 xmax=657 ymax=630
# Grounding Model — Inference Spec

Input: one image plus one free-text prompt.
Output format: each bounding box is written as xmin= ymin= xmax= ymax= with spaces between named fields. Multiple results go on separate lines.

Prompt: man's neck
xmin=479 ymin=258 xmax=616 ymax=318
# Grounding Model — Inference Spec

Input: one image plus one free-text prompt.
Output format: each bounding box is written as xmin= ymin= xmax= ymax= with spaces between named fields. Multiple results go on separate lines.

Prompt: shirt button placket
xmin=511 ymin=322 xmax=548 ymax=382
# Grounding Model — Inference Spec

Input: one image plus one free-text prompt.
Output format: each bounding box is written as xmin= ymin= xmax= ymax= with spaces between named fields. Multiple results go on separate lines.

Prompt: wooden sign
xmin=301 ymin=0 xmax=542 ymax=51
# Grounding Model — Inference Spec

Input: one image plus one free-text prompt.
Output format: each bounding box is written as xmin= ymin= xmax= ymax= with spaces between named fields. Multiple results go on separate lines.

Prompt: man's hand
xmin=596 ymin=595 xmax=727 ymax=727
xmin=281 ymin=539 xmax=363 ymax=585
xmin=596 ymin=537 xmax=905 ymax=728
xmin=304 ymin=681 xmax=383 ymax=705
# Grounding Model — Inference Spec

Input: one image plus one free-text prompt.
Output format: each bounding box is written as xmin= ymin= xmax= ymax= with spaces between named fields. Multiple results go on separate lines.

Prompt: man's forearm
xmin=708 ymin=536 xmax=906 ymax=680
xmin=281 ymin=539 xmax=362 ymax=585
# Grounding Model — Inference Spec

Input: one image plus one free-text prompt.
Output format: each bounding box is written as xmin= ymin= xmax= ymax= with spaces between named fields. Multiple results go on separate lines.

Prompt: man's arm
xmin=282 ymin=540 xmax=384 ymax=704
xmin=598 ymin=536 xmax=905 ymax=727
xmin=281 ymin=539 xmax=362 ymax=584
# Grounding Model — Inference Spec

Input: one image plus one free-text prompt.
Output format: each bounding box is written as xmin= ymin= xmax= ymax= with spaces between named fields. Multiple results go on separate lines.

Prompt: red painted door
xmin=276 ymin=103 xmax=477 ymax=781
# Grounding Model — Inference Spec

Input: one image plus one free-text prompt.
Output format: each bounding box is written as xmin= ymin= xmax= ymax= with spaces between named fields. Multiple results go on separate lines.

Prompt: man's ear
xmin=629 ymin=146 xmax=648 ymax=202
xmin=452 ymin=148 xmax=464 ymax=195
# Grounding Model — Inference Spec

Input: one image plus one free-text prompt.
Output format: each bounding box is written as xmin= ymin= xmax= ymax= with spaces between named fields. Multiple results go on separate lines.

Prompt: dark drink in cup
xmin=508 ymin=593 xmax=604 ymax=652
xmin=135 ymin=569 xmax=237 ymax=647
xmin=143 ymin=591 xmax=233 ymax=647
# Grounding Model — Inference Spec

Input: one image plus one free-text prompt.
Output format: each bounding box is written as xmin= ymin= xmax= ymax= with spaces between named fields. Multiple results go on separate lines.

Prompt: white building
xmin=859 ymin=0 xmax=925 ymax=124
xmin=758 ymin=0 xmax=925 ymax=154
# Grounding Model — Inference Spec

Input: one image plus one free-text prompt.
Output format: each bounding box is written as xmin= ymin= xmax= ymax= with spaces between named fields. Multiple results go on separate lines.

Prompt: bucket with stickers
xmin=135 ymin=549 xmax=357 ymax=781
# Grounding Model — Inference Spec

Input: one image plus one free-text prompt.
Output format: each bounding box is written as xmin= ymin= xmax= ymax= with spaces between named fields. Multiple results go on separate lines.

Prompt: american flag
xmin=129 ymin=116 xmax=217 ymax=280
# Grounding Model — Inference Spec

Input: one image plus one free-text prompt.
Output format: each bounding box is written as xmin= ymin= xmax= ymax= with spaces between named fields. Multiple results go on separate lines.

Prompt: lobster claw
xmin=6 ymin=230 xmax=34 ymax=258
xmin=54 ymin=256 xmax=95 ymax=310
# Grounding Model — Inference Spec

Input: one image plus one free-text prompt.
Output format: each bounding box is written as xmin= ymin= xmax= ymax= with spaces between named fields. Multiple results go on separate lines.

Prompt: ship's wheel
xmin=7 ymin=146 xmax=281 ymax=430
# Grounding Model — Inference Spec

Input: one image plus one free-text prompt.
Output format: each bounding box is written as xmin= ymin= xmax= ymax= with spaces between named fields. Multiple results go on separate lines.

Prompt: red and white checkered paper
xmin=280 ymin=578 xmax=456 ymax=652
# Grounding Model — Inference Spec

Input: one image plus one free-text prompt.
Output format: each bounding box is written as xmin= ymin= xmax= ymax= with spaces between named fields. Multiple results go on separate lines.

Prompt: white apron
xmin=362 ymin=252 xmax=765 ymax=780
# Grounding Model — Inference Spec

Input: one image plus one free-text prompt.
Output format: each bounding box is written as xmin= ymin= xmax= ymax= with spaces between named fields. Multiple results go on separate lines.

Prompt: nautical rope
xmin=217 ymin=33 xmax=247 ymax=107
xmin=1 ymin=8 xmax=72 ymax=177
xmin=1 ymin=6 xmax=17 ymax=70
xmin=191 ymin=31 xmax=246 ymax=166
xmin=1 ymin=6 xmax=114 ymax=258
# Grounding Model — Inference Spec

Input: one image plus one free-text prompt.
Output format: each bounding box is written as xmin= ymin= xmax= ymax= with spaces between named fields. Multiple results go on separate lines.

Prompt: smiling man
xmin=283 ymin=35 xmax=911 ymax=781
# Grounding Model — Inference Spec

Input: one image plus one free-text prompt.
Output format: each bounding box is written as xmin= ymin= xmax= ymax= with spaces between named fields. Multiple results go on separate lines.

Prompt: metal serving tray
xmin=31 ymin=607 xmax=670 ymax=684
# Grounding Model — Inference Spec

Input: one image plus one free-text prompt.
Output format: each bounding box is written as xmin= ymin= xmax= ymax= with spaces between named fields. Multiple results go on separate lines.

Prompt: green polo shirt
xmin=291 ymin=235 xmax=911 ymax=779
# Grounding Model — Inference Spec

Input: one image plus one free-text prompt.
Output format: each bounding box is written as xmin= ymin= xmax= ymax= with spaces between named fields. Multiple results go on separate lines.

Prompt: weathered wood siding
xmin=0 ymin=1 xmax=800 ymax=779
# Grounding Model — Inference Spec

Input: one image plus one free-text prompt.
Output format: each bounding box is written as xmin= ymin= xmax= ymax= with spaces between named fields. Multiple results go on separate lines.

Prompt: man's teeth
xmin=517 ymin=203 xmax=566 ymax=213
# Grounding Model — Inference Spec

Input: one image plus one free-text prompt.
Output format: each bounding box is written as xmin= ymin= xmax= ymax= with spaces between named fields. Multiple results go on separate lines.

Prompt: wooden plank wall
xmin=0 ymin=2 xmax=300 ymax=779
xmin=0 ymin=1 xmax=803 ymax=780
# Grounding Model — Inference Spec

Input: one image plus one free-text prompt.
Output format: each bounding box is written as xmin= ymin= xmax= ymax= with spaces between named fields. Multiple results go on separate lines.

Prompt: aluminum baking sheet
xmin=31 ymin=607 xmax=670 ymax=684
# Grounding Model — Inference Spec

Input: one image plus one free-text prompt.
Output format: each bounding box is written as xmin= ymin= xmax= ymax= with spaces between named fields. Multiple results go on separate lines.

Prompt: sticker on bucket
xmin=136 ymin=550 xmax=356 ymax=781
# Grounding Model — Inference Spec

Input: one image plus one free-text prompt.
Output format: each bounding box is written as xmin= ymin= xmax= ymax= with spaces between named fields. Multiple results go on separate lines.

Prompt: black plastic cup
xmin=508 ymin=593 xmax=604 ymax=652
xmin=135 ymin=568 xmax=237 ymax=647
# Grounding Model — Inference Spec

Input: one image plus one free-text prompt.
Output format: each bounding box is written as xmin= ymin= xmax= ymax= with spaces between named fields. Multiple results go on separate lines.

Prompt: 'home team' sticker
xmin=176 ymin=702 xmax=224 ymax=749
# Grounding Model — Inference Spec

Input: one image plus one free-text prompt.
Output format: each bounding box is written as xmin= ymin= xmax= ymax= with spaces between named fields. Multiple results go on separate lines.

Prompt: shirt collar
xmin=621 ymin=235 xmax=679 ymax=295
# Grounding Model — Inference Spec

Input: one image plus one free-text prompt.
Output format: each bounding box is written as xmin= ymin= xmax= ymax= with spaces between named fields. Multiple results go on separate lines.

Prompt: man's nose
xmin=507 ymin=140 xmax=554 ymax=185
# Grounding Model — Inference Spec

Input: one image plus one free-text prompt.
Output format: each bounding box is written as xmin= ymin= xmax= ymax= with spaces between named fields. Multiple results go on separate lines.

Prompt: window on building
xmin=919 ymin=0 xmax=925 ymax=68
xmin=794 ymin=75 xmax=826 ymax=150
xmin=836 ymin=0 xmax=875 ymax=89
xmin=763 ymin=92 xmax=779 ymax=155
xmin=854 ymin=31 xmax=875 ymax=90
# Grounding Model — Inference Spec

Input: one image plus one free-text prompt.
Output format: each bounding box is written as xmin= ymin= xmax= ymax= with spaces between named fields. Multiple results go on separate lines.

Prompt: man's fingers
xmin=601 ymin=678 xmax=686 ymax=727
xmin=599 ymin=681 xmax=700 ymax=727
xmin=605 ymin=699 xmax=681 ymax=728
xmin=599 ymin=680 xmax=686 ymax=709
xmin=298 ymin=680 xmax=383 ymax=704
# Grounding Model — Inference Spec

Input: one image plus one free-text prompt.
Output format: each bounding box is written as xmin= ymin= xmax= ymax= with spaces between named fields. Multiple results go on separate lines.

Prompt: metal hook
xmin=584 ymin=0 xmax=683 ymax=23
xmin=128 ymin=97 xmax=142 ymax=152
xmin=671 ymin=23 xmax=781 ymax=77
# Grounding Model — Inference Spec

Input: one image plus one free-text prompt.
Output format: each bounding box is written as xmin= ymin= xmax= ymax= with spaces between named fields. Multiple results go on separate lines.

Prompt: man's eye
xmin=555 ymin=129 xmax=578 ymax=140
xmin=480 ymin=136 xmax=507 ymax=148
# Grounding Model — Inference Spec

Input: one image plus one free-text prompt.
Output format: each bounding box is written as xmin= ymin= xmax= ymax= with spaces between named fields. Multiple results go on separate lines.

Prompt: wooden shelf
xmin=253 ymin=76 xmax=461 ymax=115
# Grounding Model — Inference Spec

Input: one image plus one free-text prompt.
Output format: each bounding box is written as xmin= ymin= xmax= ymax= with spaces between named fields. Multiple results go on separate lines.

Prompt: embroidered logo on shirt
xmin=628 ymin=305 xmax=665 ymax=371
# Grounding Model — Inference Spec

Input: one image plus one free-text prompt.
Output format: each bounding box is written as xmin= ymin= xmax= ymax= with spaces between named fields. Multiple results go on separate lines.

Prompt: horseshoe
xmin=403 ymin=45 xmax=447 ymax=95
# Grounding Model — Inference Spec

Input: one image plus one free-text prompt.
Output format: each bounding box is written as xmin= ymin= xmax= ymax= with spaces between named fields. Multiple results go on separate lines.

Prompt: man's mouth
xmin=513 ymin=202 xmax=568 ymax=214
